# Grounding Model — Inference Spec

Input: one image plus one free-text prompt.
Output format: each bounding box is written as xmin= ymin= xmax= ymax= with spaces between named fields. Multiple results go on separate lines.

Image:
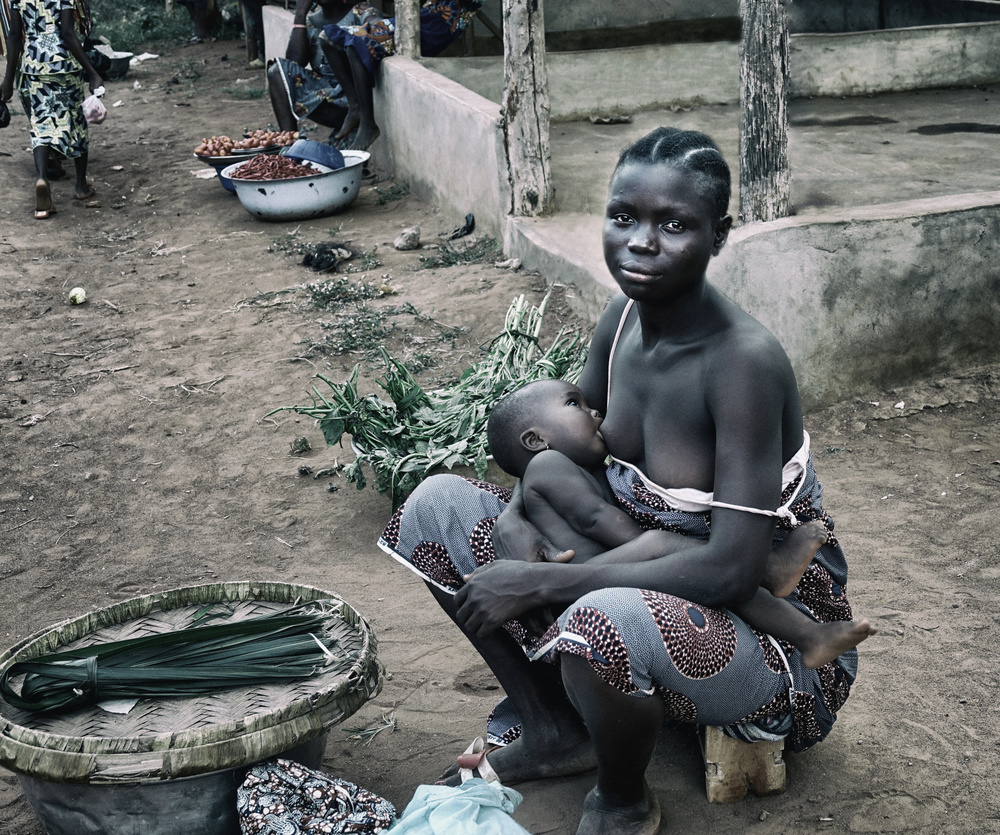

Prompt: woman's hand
xmin=454 ymin=561 xmax=546 ymax=639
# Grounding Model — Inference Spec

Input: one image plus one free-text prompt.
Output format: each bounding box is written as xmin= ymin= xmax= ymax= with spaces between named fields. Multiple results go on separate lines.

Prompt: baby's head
xmin=487 ymin=379 xmax=608 ymax=479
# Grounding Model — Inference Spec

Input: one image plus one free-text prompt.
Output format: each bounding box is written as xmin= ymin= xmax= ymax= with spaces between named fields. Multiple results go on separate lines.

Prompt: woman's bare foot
xmin=799 ymin=618 xmax=877 ymax=669
xmin=762 ymin=520 xmax=828 ymax=598
xmin=75 ymin=183 xmax=96 ymax=201
xmin=34 ymin=179 xmax=55 ymax=219
xmin=334 ymin=110 xmax=360 ymax=140
xmin=577 ymin=784 xmax=661 ymax=835
xmin=350 ymin=123 xmax=380 ymax=151
xmin=438 ymin=732 xmax=596 ymax=787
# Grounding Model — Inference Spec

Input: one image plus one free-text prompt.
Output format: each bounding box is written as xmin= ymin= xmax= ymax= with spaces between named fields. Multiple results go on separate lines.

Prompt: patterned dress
xmin=11 ymin=0 xmax=90 ymax=157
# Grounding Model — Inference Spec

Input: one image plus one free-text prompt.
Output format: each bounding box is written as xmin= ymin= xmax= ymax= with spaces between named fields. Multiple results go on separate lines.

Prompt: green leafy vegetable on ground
xmin=270 ymin=293 xmax=590 ymax=504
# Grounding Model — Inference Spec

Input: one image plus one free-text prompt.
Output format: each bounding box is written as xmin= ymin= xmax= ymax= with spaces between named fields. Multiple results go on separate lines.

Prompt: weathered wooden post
xmin=502 ymin=0 xmax=553 ymax=216
xmin=738 ymin=0 xmax=790 ymax=221
xmin=394 ymin=0 xmax=420 ymax=59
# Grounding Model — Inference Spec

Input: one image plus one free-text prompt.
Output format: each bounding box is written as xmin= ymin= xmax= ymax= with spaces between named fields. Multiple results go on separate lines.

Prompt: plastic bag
xmin=388 ymin=779 xmax=532 ymax=834
xmin=0 ymin=101 xmax=10 ymax=130
xmin=83 ymin=86 xmax=107 ymax=124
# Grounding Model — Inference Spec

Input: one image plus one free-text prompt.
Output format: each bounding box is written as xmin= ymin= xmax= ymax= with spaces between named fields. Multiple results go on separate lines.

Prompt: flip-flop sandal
xmin=455 ymin=737 xmax=500 ymax=784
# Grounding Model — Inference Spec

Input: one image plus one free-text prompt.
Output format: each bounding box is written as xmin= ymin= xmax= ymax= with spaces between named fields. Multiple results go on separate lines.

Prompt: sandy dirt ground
xmin=2 ymin=39 xmax=999 ymax=835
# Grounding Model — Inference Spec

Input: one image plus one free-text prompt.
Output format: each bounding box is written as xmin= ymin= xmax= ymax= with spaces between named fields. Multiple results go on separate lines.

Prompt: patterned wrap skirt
xmin=270 ymin=57 xmax=347 ymax=122
xmin=19 ymin=71 xmax=88 ymax=158
xmin=379 ymin=454 xmax=857 ymax=753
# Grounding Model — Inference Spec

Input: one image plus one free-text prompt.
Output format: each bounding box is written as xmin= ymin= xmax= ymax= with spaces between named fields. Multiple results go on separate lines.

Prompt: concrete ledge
xmin=710 ymin=192 xmax=1000 ymax=409
xmin=791 ymin=22 xmax=1000 ymax=96
xmin=426 ymin=22 xmax=1000 ymax=118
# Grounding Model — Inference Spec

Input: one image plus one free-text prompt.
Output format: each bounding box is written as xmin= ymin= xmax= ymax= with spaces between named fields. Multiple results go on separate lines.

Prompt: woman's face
xmin=602 ymin=161 xmax=730 ymax=306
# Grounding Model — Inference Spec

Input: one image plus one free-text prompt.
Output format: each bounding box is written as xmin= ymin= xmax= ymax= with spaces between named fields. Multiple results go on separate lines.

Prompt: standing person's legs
xmin=182 ymin=0 xmax=211 ymax=42
xmin=73 ymin=152 xmax=95 ymax=200
xmin=32 ymin=145 xmax=54 ymax=219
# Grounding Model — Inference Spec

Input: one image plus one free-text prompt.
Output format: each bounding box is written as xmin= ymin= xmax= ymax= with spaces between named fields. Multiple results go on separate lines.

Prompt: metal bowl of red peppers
xmin=221 ymin=150 xmax=370 ymax=221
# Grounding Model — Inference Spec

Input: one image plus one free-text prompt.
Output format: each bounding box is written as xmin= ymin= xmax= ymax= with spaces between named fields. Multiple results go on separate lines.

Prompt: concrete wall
xmin=424 ymin=22 xmax=1000 ymax=117
xmin=788 ymin=0 xmax=1000 ymax=33
xmin=791 ymin=22 xmax=1000 ymax=97
xmin=708 ymin=194 xmax=1000 ymax=409
xmin=372 ymin=58 xmax=510 ymax=238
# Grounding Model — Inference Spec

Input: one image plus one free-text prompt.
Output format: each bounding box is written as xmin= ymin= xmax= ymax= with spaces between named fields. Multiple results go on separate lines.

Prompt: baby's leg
xmin=760 ymin=520 xmax=828 ymax=598
xmin=736 ymin=588 xmax=877 ymax=669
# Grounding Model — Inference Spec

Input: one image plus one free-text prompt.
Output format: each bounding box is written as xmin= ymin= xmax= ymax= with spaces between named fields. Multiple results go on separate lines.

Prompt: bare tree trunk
xmin=502 ymin=0 xmax=552 ymax=216
xmin=395 ymin=0 xmax=420 ymax=59
xmin=739 ymin=0 xmax=790 ymax=222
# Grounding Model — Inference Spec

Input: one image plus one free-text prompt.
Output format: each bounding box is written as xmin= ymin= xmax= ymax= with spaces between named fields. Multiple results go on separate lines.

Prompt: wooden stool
xmin=700 ymin=725 xmax=787 ymax=803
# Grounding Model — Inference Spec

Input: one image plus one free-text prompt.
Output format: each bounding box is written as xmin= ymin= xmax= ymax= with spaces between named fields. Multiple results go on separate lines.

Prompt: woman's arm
xmin=59 ymin=8 xmax=101 ymax=91
xmin=285 ymin=0 xmax=317 ymax=64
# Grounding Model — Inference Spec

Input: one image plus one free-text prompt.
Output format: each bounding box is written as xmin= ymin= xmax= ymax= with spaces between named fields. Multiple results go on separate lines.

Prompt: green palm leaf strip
xmin=0 ymin=602 xmax=353 ymax=714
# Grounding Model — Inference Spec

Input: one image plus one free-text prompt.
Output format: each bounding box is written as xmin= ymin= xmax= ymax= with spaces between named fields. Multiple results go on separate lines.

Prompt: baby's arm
xmin=584 ymin=528 xmax=702 ymax=565
xmin=523 ymin=450 xmax=644 ymax=549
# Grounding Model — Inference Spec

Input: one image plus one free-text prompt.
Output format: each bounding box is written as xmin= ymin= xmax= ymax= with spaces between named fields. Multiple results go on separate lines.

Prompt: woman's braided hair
xmin=615 ymin=127 xmax=732 ymax=221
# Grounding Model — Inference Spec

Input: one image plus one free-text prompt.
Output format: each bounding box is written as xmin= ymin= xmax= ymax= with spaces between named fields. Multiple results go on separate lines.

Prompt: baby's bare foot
xmin=577 ymin=784 xmax=661 ymax=835
xmin=762 ymin=520 xmax=828 ymax=598
xmin=800 ymin=619 xmax=877 ymax=669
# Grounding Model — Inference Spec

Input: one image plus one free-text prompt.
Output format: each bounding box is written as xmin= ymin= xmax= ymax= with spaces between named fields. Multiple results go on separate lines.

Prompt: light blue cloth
xmin=388 ymin=779 xmax=531 ymax=834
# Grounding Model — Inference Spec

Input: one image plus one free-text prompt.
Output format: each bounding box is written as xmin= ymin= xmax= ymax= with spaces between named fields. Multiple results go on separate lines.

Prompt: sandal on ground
xmin=455 ymin=737 xmax=500 ymax=784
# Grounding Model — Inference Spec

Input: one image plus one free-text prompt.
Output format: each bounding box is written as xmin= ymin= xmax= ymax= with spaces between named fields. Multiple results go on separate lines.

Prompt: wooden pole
xmin=738 ymin=0 xmax=790 ymax=222
xmin=502 ymin=0 xmax=552 ymax=216
xmin=395 ymin=0 xmax=420 ymax=59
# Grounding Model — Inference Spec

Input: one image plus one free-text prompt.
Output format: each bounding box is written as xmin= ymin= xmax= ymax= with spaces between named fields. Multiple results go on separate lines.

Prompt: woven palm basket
xmin=0 ymin=581 xmax=383 ymax=786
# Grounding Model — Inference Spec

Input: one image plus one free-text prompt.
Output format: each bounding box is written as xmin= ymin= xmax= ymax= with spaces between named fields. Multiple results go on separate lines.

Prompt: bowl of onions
xmin=222 ymin=150 xmax=370 ymax=221
xmin=194 ymin=130 xmax=299 ymax=192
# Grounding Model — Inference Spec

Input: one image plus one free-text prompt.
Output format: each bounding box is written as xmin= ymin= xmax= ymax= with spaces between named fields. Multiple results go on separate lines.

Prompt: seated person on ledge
xmin=266 ymin=0 xmax=352 ymax=141
xmin=486 ymin=378 xmax=876 ymax=671
xmin=319 ymin=0 xmax=482 ymax=151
